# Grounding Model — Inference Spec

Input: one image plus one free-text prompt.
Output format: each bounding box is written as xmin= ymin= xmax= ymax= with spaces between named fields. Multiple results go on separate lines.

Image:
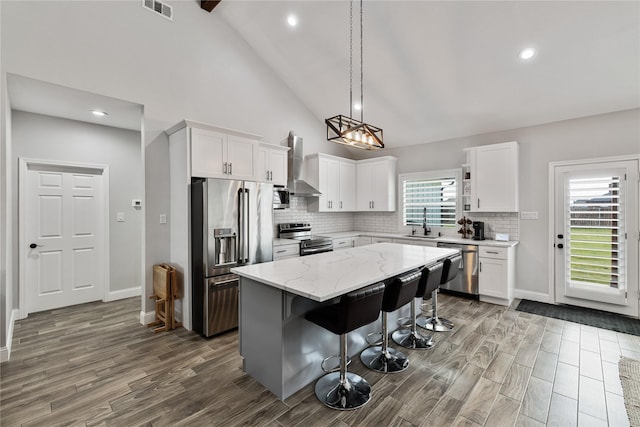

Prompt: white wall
xmin=12 ymin=111 xmax=143 ymax=295
xmin=350 ymin=108 xmax=640 ymax=300
xmin=0 ymin=0 xmax=351 ymax=324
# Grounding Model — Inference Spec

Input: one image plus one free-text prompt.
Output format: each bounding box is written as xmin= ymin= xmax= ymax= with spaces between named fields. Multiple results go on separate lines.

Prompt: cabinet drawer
xmin=333 ymin=237 xmax=354 ymax=250
xmin=479 ymin=246 xmax=507 ymax=259
xmin=273 ymin=244 xmax=300 ymax=260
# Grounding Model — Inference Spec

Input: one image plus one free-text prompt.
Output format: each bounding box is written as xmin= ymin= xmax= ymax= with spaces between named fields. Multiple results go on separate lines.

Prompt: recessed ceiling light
xmin=287 ymin=15 xmax=297 ymax=27
xmin=518 ymin=47 xmax=536 ymax=60
xmin=91 ymin=110 xmax=108 ymax=117
xmin=353 ymin=103 xmax=362 ymax=111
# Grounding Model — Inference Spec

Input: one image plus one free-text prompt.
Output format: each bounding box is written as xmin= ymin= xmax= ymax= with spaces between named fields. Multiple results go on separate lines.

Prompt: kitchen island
xmin=232 ymin=242 xmax=458 ymax=400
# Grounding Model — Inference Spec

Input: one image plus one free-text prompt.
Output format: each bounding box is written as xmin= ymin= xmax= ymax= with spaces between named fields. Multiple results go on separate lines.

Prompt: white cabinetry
xmin=356 ymin=157 xmax=397 ymax=212
xmin=333 ymin=237 xmax=355 ymax=250
xmin=478 ymin=246 xmax=516 ymax=306
xmin=257 ymin=143 xmax=288 ymax=186
xmin=273 ymin=243 xmax=300 ymax=260
xmin=467 ymin=142 xmax=518 ymax=212
xmin=354 ymin=236 xmax=372 ymax=247
xmin=191 ymin=126 xmax=257 ymax=181
xmin=306 ymin=154 xmax=356 ymax=212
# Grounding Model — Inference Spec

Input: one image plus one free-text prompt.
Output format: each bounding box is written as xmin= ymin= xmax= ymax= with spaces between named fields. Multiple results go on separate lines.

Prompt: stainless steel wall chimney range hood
xmin=286 ymin=131 xmax=321 ymax=197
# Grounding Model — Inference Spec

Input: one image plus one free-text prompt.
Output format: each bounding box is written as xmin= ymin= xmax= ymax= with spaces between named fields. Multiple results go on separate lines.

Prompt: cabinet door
xmin=356 ymin=163 xmax=372 ymax=210
xmin=316 ymin=158 xmax=331 ymax=211
xmin=268 ymin=149 xmax=288 ymax=186
xmin=371 ymin=161 xmax=390 ymax=211
xmin=191 ymin=128 xmax=226 ymax=178
xmin=333 ymin=237 xmax=353 ymax=250
xmin=326 ymin=158 xmax=340 ymax=211
xmin=472 ymin=143 xmax=518 ymax=212
xmin=354 ymin=236 xmax=372 ymax=247
xmin=339 ymin=161 xmax=356 ymax=211
xmin=256 ymin=146 xmax=269 ymax=183
xmin=478 ymin=257 xmax=507 ymax=299
xmin=227 ymin=135 xmax=256 ymax=181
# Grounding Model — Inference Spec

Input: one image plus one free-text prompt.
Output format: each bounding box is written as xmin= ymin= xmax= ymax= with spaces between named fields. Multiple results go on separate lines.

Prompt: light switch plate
xmin=159 ymin=214 xmax=167 ymax=224
xmin=117 ymin=212 xmax=125 ymax=222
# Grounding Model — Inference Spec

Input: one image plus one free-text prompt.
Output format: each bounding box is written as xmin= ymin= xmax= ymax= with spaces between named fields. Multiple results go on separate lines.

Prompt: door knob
xmin=29 ymin=243 xmax=41 ymax=249
xmin=557 ymin=243 xmax=564 ymax=249
xmin=557 ymin=234 xmax=564 ymax=239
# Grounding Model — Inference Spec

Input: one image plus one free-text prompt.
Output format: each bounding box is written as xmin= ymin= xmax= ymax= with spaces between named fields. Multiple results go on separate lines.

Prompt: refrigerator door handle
xmin=237 ymin=188 xmax=244 ymax=265
xmin=243 ymin=188 xmax=250 ymax=263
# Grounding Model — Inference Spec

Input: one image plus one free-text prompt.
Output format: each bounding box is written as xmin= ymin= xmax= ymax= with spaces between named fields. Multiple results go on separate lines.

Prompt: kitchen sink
xmin=403 ymin=234 xmax=438 ymax=239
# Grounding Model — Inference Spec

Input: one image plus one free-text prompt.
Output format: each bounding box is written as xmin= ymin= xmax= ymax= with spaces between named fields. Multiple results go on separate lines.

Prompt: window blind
xmin=402 ymin=177 xmax=457 ymax=228
xmin=566 ymin=175 xmax=624 ymax=288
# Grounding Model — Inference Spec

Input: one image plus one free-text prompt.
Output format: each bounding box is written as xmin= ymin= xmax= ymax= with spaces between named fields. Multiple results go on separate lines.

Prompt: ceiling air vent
xmin=142 ymin=0 xmax=173 ymax=21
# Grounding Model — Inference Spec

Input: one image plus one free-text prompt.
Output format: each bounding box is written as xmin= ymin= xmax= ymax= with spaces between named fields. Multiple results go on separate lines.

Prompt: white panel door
xmin=25 ymin=167 xmax=105 ymax=313
xmin=553 ymin=159 xmax=638 ymax=317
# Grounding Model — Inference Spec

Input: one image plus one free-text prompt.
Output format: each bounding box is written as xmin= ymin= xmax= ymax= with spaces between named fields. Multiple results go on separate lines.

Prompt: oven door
xmin=300 ymin=244 xmax=333 ymax=256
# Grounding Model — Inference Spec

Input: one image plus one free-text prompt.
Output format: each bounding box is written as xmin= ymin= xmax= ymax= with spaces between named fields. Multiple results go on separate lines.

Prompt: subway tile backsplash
xmin=273 ymin=196 xmax=354 ymax=235
xmin=274 ymin=197 xmax=519 ymax=241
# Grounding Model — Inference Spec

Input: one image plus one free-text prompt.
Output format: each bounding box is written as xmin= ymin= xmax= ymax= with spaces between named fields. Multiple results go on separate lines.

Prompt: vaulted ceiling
xmin=218 ymin=1 xmax=640 ymax=148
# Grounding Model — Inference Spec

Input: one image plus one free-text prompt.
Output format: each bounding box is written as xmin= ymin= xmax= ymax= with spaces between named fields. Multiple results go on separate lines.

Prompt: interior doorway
xmin=20 ymin=160 xmax=108 ymax=315
xmin=550 ymin=156 xmax=639 ymax=317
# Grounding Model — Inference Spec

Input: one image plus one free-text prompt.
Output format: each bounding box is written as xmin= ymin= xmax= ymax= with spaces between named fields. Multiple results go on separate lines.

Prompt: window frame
xmin=397 ymin=168 xmax=462 ymax=236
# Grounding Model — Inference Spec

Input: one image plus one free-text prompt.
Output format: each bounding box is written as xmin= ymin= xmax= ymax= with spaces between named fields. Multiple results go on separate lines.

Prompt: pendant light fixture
xmin=325 ymin=0 xmax=383 ymax=150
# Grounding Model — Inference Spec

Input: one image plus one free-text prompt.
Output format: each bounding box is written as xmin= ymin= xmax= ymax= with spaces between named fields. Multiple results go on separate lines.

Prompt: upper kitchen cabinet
xmin=467 ymin=142 xmax=519 ymax=212
xmin=356 ymin=157 xmax=397 ymax=212
xmin=189 ymin=125 xmax=257 ymax=181
xmin=256 ymin=143 xmax=288 ymax=186
xmin=306 ymin=153 xmax=356 ymax=212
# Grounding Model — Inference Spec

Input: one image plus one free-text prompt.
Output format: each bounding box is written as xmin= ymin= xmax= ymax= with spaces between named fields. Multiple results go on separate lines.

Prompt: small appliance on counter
xmin=472 ymin=221 xmax=485 ymax=240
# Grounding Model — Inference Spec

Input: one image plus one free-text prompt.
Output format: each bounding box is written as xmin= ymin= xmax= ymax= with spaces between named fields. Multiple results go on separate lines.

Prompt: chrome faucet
xmin=423 ymin=207 xmax=431 ymax=236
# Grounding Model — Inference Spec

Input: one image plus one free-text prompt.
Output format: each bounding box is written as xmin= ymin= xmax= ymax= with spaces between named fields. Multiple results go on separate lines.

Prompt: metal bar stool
xmin=417 ymin=255 xmax=462 ymax=332
xmin=305 ymin=282 xmax=385 ymax=410
xmin=392 ymin=262 xmax=443 ymax=349
xmin=361 ymin=269 xmax=421 ymax=373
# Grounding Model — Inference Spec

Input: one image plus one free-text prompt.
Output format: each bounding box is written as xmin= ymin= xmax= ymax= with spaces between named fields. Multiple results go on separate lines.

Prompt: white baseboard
xmin=107 ymin=286 xmax=141 ymax=302
xmin=1 ymin=309 xmax=19 ymax=363
xmin=514 ymin=289 xmax=553 ymax=304
xmin=139 ymin=310 xmax=156 ymax=325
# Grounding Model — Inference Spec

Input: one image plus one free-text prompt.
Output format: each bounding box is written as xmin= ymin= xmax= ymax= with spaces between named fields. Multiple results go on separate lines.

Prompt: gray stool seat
xmin=393 ymin=262 xmax=443 ymax=349
xmin=305 ymin=282 xmax=385 ymax=410
xmin=361 ymin=269 xmax=421 ymax=373
xmin=418 ymin=255 xmax=462 ymax=332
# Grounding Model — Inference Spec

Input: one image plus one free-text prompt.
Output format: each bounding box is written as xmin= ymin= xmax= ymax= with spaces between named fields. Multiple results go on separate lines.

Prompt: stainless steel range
xmin=278 ymin=223 xmax=333 ymax=256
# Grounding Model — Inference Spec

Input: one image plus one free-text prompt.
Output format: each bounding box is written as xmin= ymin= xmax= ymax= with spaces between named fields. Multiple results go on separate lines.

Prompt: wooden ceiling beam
xmin=201 ymin=1 xmax=221 ymax=13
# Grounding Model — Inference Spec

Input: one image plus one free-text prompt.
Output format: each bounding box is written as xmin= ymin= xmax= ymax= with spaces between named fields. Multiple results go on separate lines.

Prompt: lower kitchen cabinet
xmin=333 ymin=237 xmax=355 ymax=250
xmin=354 ymin=236 xmax=372 ymax=247
xmin=478 ymin=246 xmax=515 ymax=306
xmin=392 ymin=238 xmax=438 ymax=247
xmin=273 ymin=243 xmax=300 ymax=260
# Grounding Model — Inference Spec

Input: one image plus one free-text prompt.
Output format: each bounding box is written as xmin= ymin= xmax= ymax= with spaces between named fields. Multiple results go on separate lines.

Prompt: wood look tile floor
xmin=2 ymin=295 xmax=639 ymax=426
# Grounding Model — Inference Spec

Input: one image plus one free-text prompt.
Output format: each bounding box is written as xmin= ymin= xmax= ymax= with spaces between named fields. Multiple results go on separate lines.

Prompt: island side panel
xmin=239 ymin=277 xmax=286 ymax=399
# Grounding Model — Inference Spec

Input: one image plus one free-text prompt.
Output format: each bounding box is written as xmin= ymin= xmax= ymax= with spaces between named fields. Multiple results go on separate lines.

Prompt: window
xmin=400 ymin=170 xmax=460 ymax=229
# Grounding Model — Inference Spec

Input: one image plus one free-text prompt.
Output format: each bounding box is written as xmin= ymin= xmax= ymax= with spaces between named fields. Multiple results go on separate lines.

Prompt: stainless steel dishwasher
xmin=436 ymin=242 xmax=479 ymax=296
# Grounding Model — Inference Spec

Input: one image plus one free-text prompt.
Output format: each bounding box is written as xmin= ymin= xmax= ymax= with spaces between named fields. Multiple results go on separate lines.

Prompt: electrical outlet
xmin=520 ymin=211 xmax=538 ymax=220
xmin=117 ymin=212 xmax=125 ymax=222
xmin=159 ymin=214 xmax=167 ymax=224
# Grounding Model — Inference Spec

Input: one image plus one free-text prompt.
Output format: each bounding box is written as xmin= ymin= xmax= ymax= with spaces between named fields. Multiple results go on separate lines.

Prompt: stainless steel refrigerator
xmin=191 ymin=178 xmax=273 ymax=337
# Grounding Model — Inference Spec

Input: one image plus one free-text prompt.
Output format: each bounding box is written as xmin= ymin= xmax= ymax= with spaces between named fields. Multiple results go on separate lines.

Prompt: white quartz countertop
xmin=319 ymin=230 xmax=519 ymax=248
xmin=232 ymin=242 xmax=458 ymax=302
